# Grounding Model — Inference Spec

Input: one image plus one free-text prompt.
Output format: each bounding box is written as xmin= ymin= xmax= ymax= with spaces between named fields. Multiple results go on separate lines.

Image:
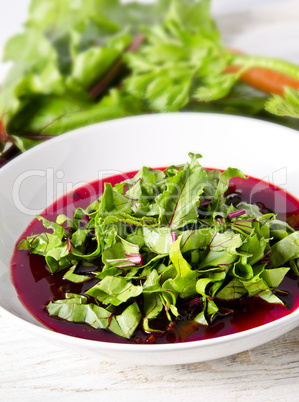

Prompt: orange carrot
xmin=225 ymin=64 xmax=299 ymax=96
xmin=225 ymin=48 xmax=299 ymax=96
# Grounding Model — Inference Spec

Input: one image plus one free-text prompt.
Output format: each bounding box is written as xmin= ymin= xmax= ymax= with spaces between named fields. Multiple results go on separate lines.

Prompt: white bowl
xmin=0 ymin=113 xmax=299 ymax=365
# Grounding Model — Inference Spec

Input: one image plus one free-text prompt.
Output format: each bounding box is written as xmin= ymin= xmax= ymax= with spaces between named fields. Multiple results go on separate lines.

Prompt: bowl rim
xmin=1 ymin=112 xmax=299 ymax=352
xmin=1 ymin=111 xmax=299 ymax=175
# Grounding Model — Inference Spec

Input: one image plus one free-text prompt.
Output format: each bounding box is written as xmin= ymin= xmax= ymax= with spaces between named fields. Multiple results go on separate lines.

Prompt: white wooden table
xmin=1 ymin=1 xmax=299 ymax=400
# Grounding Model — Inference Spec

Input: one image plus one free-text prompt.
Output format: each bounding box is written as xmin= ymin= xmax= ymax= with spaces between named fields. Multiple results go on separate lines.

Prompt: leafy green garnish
xmin=265 ymin=88 xmax=299 ymax=119
xmin=47 ymin=294 xmax=141 ymax=339
xmin=19 ymin=154 xmax=299 ymax=339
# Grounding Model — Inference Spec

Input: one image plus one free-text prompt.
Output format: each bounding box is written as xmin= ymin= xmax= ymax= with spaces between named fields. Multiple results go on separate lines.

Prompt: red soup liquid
xmin=11 ymin=171 xmax=299 ymax=344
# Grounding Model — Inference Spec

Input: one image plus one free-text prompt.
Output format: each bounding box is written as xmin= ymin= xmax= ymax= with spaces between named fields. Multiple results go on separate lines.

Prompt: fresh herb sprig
xmin=18 ymin=154 xmax=299 ymax=339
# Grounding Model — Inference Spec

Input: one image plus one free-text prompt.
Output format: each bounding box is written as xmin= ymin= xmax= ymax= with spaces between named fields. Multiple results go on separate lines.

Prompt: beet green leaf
xmin=19 ymin=153 xmax=299 ymax=340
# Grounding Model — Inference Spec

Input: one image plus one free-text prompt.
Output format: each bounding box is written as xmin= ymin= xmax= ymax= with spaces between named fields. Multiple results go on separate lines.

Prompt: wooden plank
xmin=0 ymin=315 xmax=298 ymax=401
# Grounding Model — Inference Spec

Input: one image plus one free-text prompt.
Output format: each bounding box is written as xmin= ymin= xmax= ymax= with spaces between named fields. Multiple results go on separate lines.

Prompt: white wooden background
xmin=1 ymin=1 xmax=299 ymax=400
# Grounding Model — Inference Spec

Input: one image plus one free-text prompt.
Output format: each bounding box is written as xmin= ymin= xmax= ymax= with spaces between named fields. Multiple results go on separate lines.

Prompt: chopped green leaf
xmin=19 ymin=153 xmax=298 ymax=340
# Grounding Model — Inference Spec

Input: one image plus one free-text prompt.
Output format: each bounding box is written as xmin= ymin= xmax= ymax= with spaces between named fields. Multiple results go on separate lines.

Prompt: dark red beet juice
xmin=10 ymin=171 xmax=299 ymax=344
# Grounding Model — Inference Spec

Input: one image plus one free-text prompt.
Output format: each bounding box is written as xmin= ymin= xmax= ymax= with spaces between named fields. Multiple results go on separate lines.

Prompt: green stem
xmin=231 ymin=54 xmax=299 ymax=81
